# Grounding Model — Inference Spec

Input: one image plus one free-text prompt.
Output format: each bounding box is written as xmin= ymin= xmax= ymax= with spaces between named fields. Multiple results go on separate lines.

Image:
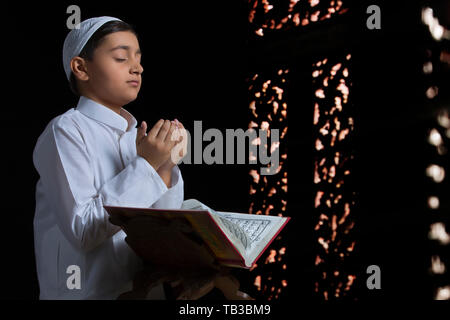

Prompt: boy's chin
xmin=119 ymin=92 xmax=139 ymax=105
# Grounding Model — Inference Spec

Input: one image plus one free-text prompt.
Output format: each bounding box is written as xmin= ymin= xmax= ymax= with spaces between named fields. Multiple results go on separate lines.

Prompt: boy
xmin=33 ymin=16 xmax=186 ymax=299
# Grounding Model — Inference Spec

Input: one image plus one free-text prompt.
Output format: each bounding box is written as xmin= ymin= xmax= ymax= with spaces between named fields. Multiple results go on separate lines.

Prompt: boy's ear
xmin=70 ymin=57 xmax=89 ymax=81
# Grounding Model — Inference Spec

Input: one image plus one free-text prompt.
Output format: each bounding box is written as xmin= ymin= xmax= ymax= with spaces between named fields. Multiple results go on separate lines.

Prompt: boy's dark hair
xmin=69 ymin=20 xmax=138 ymax=96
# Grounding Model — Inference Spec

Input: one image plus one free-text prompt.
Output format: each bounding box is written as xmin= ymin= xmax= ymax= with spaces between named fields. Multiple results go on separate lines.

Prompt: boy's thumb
xmin=137 ymin=121 xmax=147 ymax=142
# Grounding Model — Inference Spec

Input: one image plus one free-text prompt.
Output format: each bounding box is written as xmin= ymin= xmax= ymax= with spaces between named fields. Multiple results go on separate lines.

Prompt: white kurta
xmin=33 ymin=96 xmax=184 ymax=299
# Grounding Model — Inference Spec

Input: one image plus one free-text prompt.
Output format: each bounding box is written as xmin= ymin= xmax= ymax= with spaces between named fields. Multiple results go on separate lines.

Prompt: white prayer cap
xmin=63 ymin=16 xmax=122 ymax=81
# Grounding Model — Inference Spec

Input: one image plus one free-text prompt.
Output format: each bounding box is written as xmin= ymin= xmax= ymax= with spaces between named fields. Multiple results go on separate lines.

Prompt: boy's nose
xmin=130 ymin=62 xmax=143 ymax=75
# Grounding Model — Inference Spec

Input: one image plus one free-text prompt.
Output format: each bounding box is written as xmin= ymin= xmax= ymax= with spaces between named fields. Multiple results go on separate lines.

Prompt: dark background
xmin=2 ymin=0 xmax=449 ymax=306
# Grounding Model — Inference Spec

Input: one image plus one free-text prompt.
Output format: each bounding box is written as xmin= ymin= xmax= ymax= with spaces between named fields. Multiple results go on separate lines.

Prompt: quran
xmin=104 ymin=199 xmax=290 ymax=269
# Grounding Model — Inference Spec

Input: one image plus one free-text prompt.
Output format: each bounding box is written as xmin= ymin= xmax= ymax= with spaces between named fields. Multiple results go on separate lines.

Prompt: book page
xmin=182 ymin=199 xmax=251 ymax=250
xmin=181 ymin=199 xmax=286 ymax=261
xmin=216 ymin=216 xmax=250 ymax=249
xmin=214 ymin=212 xmax=276 ymax=251
xmin=215 ymin=212 xmax=289 ymax=267
xmin=215 ymin=213 xmax=270 ymax=246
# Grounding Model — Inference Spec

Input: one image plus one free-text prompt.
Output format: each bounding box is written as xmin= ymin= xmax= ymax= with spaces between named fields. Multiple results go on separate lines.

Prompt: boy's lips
xmin=127 ymin=80 xmax=140 ymax=87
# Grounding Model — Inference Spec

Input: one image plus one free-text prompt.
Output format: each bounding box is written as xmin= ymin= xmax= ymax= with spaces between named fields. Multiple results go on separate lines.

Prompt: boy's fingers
xmin=156 ymin=120 xmax=171 ymax=140
xmin=164 ymin=124 xmax=179 ymax=149
xmin=148 ymin=119 xmax=165 ymax=139
xmin=165 ymin=123 xmax=178 ymax=144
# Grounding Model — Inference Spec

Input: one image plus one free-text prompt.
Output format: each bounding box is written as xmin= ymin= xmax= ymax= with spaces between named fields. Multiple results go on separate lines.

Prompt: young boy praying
xmin=33 ymin=16 xmax=186 ymax=299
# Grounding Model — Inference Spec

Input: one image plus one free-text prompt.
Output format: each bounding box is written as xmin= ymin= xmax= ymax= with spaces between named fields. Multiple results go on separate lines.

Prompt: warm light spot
xmin=265 ymin=204 xmax=275 ymax=215
xmin=315 ymin=191 xmax=324 ymax=208
xmin=318 ymin=237 xmax=329 ymax=251
xmin=342 ymin=68 xmax=348 ymax=77
xmin=338 ymin=128 xmax=350 ymax=141
xmin=431 ymin=255 xmax=446 ymax=274
xmin=428 ymin=128 xmax=443 ymax=146
xmin=437 ymin=109 xmax=450 ymax=128
xmin=273 ymin=101 xmax=279 ymax=114
xmin=423 ymin=61 xmax=433 ymax=74
xmin=429 ymin=222 xmax=450 ymax=244
xmin=347 ymin=241 xmax=355 ymax=252
xmin=315 ymin=138 xmax=324 ymax=151
xmin=271 ymin=141 xmax=280 ymax=153
xmin=422 ymin=7 xmax=446 ymax=41
xmin=248 ymin=121 xmax=258 ymax=129
xmin=428 ymin=196 xmax=440 ymax=209
xmin=426 ymin=86 xmax=439 ymax=99
xmin=315 ymin=88 xmax=325 ymax=98
xmin=266 ymin=250 xmax=277 ymax=264
xmin=249 ymin=169 xmax=260 ymax=184
xmin=254 ymin=275 xmax=261 ymax=291
xmin=435 ymin=286 xmax=450 ymax=300
xmin=336 ymin=82 xmax=349 ymax=98
xmin=311 ymin=10 xmax=320 ymax=22
xmin=426 ymin=164 xmax=445 ymax=183
xmin=252 ymin=137 xmax=261 ymax=146
xmin=332 ymin=63 xmax=342 ymax=72
xmin=313 ymin=103 xmax=320 ymax=125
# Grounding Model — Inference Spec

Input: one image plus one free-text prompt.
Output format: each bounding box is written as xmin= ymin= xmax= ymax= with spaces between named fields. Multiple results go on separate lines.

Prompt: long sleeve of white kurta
xmin=33 ymin=96 xmax=183 ymax=299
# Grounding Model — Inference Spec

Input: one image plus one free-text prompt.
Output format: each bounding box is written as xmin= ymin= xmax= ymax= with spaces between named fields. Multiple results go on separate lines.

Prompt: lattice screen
xmin=247 ymin=69 xmax=289 ymax=301
xmin=421 ymin=5 xmax=450 ymax=300
xmin=249 ymin=0 xmax=349 ymax=37
xmin=311 ymin=54 xmax=357 ymax=300
xmin=246 ymin=0 xmax=353 ymax=301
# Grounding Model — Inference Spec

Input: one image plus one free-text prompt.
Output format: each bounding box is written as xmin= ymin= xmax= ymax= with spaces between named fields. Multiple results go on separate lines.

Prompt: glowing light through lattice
xmin=426 ymin=86 xmax=439 ymax=99
xmin=427 ymin=196 xmax=440 ymax=209
xmin=247 ymin=68 xmax=289 ymax=301
xmin=248 ymin=0 xmax=349 ymax=37
xmin=312 ymin=53 xmax=356 ymax=300
xmin=423 ymin=61 xmax=433 ymax=74
xmin=423 ymin=11 xmax=450 ymax=299
xmin=436 ymin=286 xmax=450 ymax=300
xmin=428 ymin=128 xmax=443 ymax=147
xmin=421 ymin=7 xmax=450 ymax=41
xmin=437 ymin=110 xmax=450 ymax=129
xmin=431 ymin=255 xmax=446 ymax=274
xmin=426 ymin=164 xmax=445 ymax=183
xmin=429 ymin=222 xmax=450 ymax=245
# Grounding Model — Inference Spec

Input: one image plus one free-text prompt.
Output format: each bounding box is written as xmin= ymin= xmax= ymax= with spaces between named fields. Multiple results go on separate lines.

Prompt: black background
xmin=4 ymin=0 xmax=252 ymax=300
xmin=2 ymin=0 xmax=449 ymax=308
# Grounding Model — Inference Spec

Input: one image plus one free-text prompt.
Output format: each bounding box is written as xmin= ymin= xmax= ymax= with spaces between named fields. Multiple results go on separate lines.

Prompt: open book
xmin=104 ymin=199 xmax=290 ymax=269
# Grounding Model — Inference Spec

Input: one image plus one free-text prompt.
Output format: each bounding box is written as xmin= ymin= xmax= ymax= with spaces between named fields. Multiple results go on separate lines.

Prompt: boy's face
xmin=84 ymin=31 xmax=143 ymax=108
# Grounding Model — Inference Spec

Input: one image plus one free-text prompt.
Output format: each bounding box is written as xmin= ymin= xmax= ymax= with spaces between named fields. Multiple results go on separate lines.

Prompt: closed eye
xmin=115 ymin=58 xmax=127 ymax=62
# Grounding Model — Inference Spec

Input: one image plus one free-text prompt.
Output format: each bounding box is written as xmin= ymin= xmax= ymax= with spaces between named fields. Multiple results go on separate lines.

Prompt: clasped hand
xmin=136 ymin=119 xmax=187 ymax=171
